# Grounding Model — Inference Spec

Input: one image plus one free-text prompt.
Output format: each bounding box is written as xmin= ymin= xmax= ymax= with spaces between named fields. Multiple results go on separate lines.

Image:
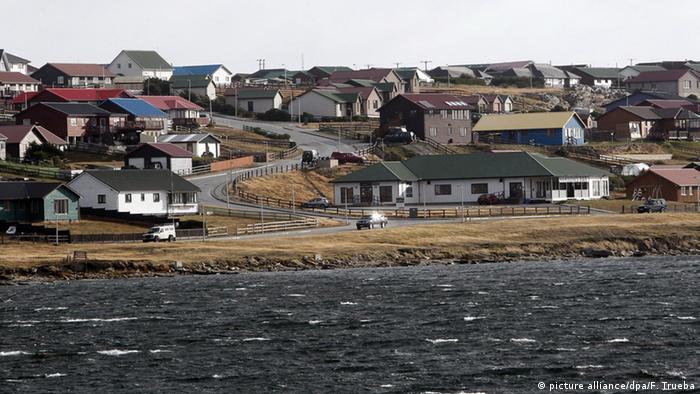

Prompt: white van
xmin=143 ymin=224 xmax=177 ymax=242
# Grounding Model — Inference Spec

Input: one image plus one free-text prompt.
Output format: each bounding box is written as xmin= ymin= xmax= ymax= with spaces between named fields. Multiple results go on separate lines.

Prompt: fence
xmin=318 ymin=121 xmax=379 ymax=132
xmin=424 ymin=137 xmax=458 ymax=154
xmin=203 ymin=205 xmax=306 ymax=221
xmin=621 ymin=203 xmax=700 ymax=214
xmin=235 ymin=163 xmax=301 ymax=181
xmin=68 ymin=142 xmax=126 ymax=156
xmin=236 ymin=218 xmax=319 ymax=235
xmin=0 ymin=160 xmax=71 ymax=180
xmin=318 ymin=126 xmax=371 ymax=142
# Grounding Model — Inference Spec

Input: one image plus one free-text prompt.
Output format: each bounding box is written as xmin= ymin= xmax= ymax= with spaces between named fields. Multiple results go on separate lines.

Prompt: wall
xmin=0 ymin=140 xmax=5 ymax=160
xmin=289 ymin=91 xmax=340 ymax=118
xmin=17 ymin=130 xmax=43 ymax=160
xmin=423 ymin=110 xmax=472 ymax=144
xmin=194 ymin=141 xmax=220 ymax=158
xmin=108 ymin=52 xmax=142 ymax=77
xmin=242 ymin=98 xmax=276 ymax=114
xmin=625 ymin=171 xmax=694 ymax=202
xmin=211 ymin=68 xmax=232 ymax=87
xmin=15 ymin=105 xmax=69 ymax=140
xmin=116 ymin=190 xmax=169 ymax=215
xmin=170 ymin=157 xmax=192 ymax=175
xmin=209 ymin=155 xmax=254 ymax=172
xmin=68 ymin=173 xmax=120 ymax=211
xmin=42 ymin=187 xmax=80 ymax=221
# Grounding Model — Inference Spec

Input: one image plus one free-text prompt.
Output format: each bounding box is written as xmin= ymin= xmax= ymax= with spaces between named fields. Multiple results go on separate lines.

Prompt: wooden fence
xmin=236 ymin=163 xmax=301 ymax=181
xmin=203 ymin=205 xmax=306 ymax=221
xmin=621 ymin=203 xmax=700 ymax=214
xmin=424 ymin=137 xmax=458 ymax=154
xmin=0 ymin=160 xmax=71 ymax=180
xmin=236 ymin=218 xmax=319 ymax=235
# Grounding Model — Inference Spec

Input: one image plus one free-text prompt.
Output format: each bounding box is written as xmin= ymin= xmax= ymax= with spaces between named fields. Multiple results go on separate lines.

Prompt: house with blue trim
xmin=99 ymin=98 xmax=168 ymax=143
xmin=173 ymin=64 xmax=233 ymax=89
xmin=0 ymin=182 xmax=80 ymax=222
xmin=473 ymin=111 xmax=586 ymax=145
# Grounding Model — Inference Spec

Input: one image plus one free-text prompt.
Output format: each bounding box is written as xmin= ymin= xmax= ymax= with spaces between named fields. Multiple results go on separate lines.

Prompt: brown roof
xmin=334 ymin=86 xmax=377 ymax=101
xmin=126 ymin=142 xmax=193 ymax=158
xmin=626 ymin=69 xmax=698 ymax=83
xmin=45 ymin=63 xmax=115 ymax=77
xmin=640 ymin=99 xmax=693 ymax=109
xmin=649 ymin=168 xmax=700 ymax=186
xmin=0 ymin=124 xmax=66 ymax=145
xmin=328 ymin=68 xmax=395 ymax=83
xmin=0 ymin=71 xmax=39 ymax=84
xmin=389 ymin=93 xmax=472 ymax=110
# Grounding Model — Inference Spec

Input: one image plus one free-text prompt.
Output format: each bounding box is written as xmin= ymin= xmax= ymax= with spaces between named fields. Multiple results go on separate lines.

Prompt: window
xmin=53 ymin=199 xmax=68 ymax=215
xmin=681 ymin=186 xmax=689 ymax=196
xmin=405 ymin=183 xmax=413 ymax=198
xmin=684 ymin=80 xmax=692 ymax=89
xmin=57 ymin=76 xmax=64 ymax=84
xmin=429 ymin=127 xmax=437 ymax=137
xmin=447 ymin=127 xmax=453 ymax=135
xmin=373 ymin=100 xmax=379 ymax=109
xmin=153 ymin=193 xmax=160 ymax=202
xmin=379 ymin=186 xmax=393 ymax=202
xmin=125 ymin=193 xmax=132 ymax=203
xmin=141 ymin=193 xmax=145 ymax=202
xmin=460 ymin=127 xmax=468 ymax=136
xmin=97 ymin=194 xmax=106 ymax=204
xmin=471 ymin=183 xmax=488 ymax=194
xmin=215 ymin=76 xmax=219 ymax=81
xmin=117 ymin=63 xmax=121 ymax=69
xmin=70 ymin=118 xmax=77 ymax=126
xmin=593 ymin=181 xmax=601 ymax=196
xmin=435 ymin=184 xmax=452 ymax=196
xmin=441 ymin=110 xmax=448 ymax=118
xmin=128 ymin=63 xmax=132 ymax=69
xmin=340 ymin=187 xmax=354 ymax=204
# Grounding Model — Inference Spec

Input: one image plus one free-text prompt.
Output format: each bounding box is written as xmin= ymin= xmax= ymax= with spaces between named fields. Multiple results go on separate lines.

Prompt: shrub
xmin=257 ymin=109 xmax=291 ymax=122
xmin=24 ymin=142 xmax=64 ymax=165
xmin=609 ymin=175 xmax=626 ymax=190
xmin=301 ymin=112 xmax=316 ymax=123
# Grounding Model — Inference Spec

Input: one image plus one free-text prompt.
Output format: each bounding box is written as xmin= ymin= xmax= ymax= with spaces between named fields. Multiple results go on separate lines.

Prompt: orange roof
xmin=650 ymin=168 xmax=700 ymax=186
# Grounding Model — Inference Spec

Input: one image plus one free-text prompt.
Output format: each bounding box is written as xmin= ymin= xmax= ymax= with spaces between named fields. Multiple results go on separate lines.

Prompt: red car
xmin=477 ymin=193 xmax=499 ymax=205
xmin=331 ymin=152 xmax=364 ymax=164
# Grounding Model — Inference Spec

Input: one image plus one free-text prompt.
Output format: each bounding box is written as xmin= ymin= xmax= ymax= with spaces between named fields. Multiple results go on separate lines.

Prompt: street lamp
xmin=187 ymin=79 xmax=191 ymax=102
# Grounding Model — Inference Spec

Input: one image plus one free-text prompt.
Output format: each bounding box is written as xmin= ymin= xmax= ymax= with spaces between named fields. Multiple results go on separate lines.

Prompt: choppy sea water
xmin=1 ymin=256 xmax=699 ymax=393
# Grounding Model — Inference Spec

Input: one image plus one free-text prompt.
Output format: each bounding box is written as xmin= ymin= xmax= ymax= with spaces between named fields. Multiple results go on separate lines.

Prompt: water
xmin=1 ymin=256 xmax=700 ymax=393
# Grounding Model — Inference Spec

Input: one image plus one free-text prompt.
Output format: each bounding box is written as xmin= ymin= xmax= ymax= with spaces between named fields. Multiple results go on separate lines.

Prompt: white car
xmin=356 ymin=213 xmax=388 ymax=230
xmin=143 ymin=224 xmax=177 ymax=242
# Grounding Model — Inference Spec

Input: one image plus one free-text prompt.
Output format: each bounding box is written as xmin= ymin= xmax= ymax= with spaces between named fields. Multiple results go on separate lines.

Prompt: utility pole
xmin=394 ymin=62 xmax=401 ymax=68
xmin=629 ymin=58 xmax=635 ymax=66
xmin=447 ymin=65 xmax=451 ymax=88
xmin=365 ymin=64 xmax=372 ymax=69
xmin=420 ymin=60 xmax=432 ymax=72
xmin=187 ymin=79 xmax=191 ymax=102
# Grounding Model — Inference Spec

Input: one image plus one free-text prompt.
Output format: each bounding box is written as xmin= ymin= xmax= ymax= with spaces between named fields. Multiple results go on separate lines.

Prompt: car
xmin=331 ymin=151 xmax=364 ymax=164
xmin=637 ymin=198 xmax=667 ymax=213
xmin=143 ymin=224 xmax=177 ymax=242
xmin=383 ymin=127 xmax=416 ymax=144
xmin=477 ymin=193 xmax=499 ymax=205
xmin=301 ymin=197 xmax=330 ymax=209
xmin=356 ymin=213 xmax=388 ymax=230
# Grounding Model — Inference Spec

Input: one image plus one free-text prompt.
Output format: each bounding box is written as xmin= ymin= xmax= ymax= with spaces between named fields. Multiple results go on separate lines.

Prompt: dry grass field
xmin=237 ymin=166 xmax=357 ymax=202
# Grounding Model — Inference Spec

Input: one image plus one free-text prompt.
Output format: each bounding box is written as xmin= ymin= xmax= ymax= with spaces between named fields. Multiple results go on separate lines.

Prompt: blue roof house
xmin=473 ymin=112 xmax=586 ymax=146
xmin=173 ymin=64 xmax=233 ymax=88
xmin=99 ymin=98 xmax=168 ymax=142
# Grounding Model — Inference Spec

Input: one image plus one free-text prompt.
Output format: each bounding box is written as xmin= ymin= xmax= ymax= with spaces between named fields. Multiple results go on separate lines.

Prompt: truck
xmin=143 ymin=224 xmax=177 ymax=242
xmin=301 ymin=149 xmax=319 ymax=168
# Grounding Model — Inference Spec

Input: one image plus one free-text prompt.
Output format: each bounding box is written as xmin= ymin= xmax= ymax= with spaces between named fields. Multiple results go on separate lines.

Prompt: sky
xmin=5 ymin=0 xmax=699 ymax=73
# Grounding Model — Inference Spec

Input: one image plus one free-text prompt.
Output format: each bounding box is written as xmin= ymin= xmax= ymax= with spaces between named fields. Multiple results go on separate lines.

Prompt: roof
xmin=247 ymin=68 xmax=291 ymax=79
xmin=0 ymin=182 xmax=64 ymax=200
xmin=626 ymin=69 xmax=699 ymax=83
xmin=38 ymin=102 xmax=112 ymax=116
xmin=157 ymin=133 xmax=221 ymax=144
xmin=334 ymin=152 xmax=607 ymax=183
xmin=530 ymin=64 xmax=570 ymax=79
xmin=648 ymin=168 xmax=700 ymax=186
xmin=486 ymin=60 xmax=533 ymax=72
xmin=473 ymin=112 xmax=581 ymax=132
xmin=126 ymin=142 xmax=193 ymax=158
xmin=42 ymin=63 xmax=115 ymax=77
xmin=624 ymin=65 xmax=666 ymax=73
xmin=31 ymin=88 xmax=131 ymax=102
xmin=11 ymin=91 xmax=39 ymax=105
xmin=224 ymin=88 xmax=281 ymax=100
xmin=574 ymin=67 xmax=621 ymax=79
xmin=328 ymin=68 xmax=396 ymax=83
xmin=640 ymin=99 xmax=693 ymax=109
xmin=603 ymin=91 xmax=687 ymax=109
xmin=617 ymin=106 xmax=662 ymax=120
xmin=170 ymin=74 xmax=213 ymax=89
xmin=121 ymin=50 xmax=172 ymax=70
xmin=311 ymin=66 xmax=353 ymax=74
xmin=137 ymin=95 xmax=203 ymax=111
xmin=333 ymin=86 xmax=377 ymax=101
xmin=305 ymin=89 xmax=359 ymax=103
xmin=0 ymin=124 xmax=66 ymax=145
xmin=0 ymin=71 xmax=39 ymax=83
xmin=76 ymin=169 xmax=200 ymax=192
xmin=386 ymin=93 xmax=472 ymax=110
xmin=102 ymin=98 xmax=167 ymax=117
xmin=173 ymin=64 xmax=229 ymax=76
xmin=4 ymin=52 xmax=30 ymax=64
xmin=428 ymin=66 xmax=476 ymax=79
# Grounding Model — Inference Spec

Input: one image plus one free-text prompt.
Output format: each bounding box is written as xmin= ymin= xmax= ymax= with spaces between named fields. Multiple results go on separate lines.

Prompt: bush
xmin=143 ymin=78 xmax=170 ymax=95
xmin=257 ymin=109 xmax=291 ymax=122
xmin=24 ymin=142 xmax=64 ymax=165
xmin=609 ymin=175 xmax=626 ymax=190
xmin=301 ymin=112 xmax=316 ymax=123
xmin=491 ymin=76 xmax=544 ymax=88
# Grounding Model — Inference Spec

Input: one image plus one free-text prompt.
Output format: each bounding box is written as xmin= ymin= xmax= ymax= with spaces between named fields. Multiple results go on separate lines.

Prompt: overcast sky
xmin=5 ymin=0 xmax=698 ymax=72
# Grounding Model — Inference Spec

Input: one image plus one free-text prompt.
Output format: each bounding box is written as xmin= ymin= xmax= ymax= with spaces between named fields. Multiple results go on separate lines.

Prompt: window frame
xmin=471 ymin=183 xmax=488 ymax=194
xmin=53 ymin=199 xmax=69 ymax=215
xmin=434 ymin=184 xmax=452 ymax=196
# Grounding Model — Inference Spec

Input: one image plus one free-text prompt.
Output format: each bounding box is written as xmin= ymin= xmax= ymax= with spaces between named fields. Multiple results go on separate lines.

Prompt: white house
xmin=0 ymin=124 xmax=67 ymax=160
xmin=68 ymin=169 xmax=200 ymax=216
xmin=107 ymin=50 xmax=173 ymax=81
xmin=332 ymin=151 xmax=610 ymax=206
xmin=223 ymin=88 xmax=283 ymax=114
xmin=124 ymin=143 xmax=193 ymax=175
xmin=170 ymin=75 xmax=216 ymax=101
xmin=0 ymin=72 xmax=40 ymax=101
xmin=173 ymin=64 xmax=233 ymax=88
xmin=0 ymin=50 xmax=31 ymax=75
xmin=157 ymin=133 xmax=221 ymax=158
xmin=288 ymin=89 xmax=361 ymax=118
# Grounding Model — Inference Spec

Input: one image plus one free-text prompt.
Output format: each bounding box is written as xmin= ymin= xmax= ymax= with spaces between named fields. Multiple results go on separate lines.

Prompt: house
xmin=138 ymin=95 xmax=205 ymax=130
xmin=170 ymin=74 xmax=216 ymax=101
xmin=157 ymin=133 xmax=221 ymax=158
xmin=378 ymin=93 xmax=472 ymax=144
xmin=0 ymin=182 xmax=80 ymax=222
xmin=107 ymin=50 xmax=173 ymax=81
xmin=595 ymin=106 xmax=700 ymax=141
xmin=0 ymin=50 xmax=31 ymax=75
xmin=0 ymin=72 xmax=40 ymax=106
xmin=464 ymin=95 xmax=489 ymax=113
xmin=173 ymin=64 xmax=233 ymax=89
xmin=332 ymin=151 xmax=610 ymax=206
xmin=396 ymin=67 xmax=434 ymax=84
xmin=288 ymin=89 xmax=361 ymax=119
xmin=99 ymin=98 xmax=168 ymax=142
xmin=15 ymin=102 xmax=112 ymax=144
xmin=247 ymin=68 xmax=293 ymax=85
xmin=31 ymin=63 xmax=114 ymax=88
xmin=124 ymin=143 xmax=193 ymax=175
xmin=20 ymin=88 xmax=133 ymax=107
xmin=393 ymin=68 xmax=421 ymax=93
xmin=332 ymin=86 xmax=383 ymax=118
xmin=0 ymin=124 xmax=67 ymax=160
xmin=481 ymin=94 xmax=507 ymax=113
xmin=473 ymin=112 xmax=586 ymax=145
xmin=619 ymin=65 xmax=666 ymax=81
xmin=485 ymin=60 xmax=533 ymax=75
xmin=338 ymin=79 xmax=399 ymax=102
xmin=573 ymin=67 xmax=621 ymax=88
xmin=327 ymin=68 xmax=406 ymax=95
xmin=428 ymin=66 xmax=478 ymax=80
xmin=307 ymin=66 xmax=353 ymax=82
xmin=624 ymin=69 xmax=700 ymax=98
xmin=68 ymin=169 xmax=200 ymax=216
xmin=603 ymin=90 xmax=688 ymax=112
xmin=528 ymin=64 xmax=580 ymax=88
xmin=626 ymin=168 xmax=700 ymax=203
xmin=223 ymin=88 xmax=283 ymax=114
xmin=0 ymin=133 xmax=5 ymax=160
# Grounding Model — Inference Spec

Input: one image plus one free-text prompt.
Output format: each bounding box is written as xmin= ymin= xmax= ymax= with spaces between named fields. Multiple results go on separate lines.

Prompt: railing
xmin=621 ymin=203 xmax=700 ymax=214
xmin=113 ymin=120 xmax=165 ymax=130
xmin=204 ymin=205 xmax=306 ymax=221
xmin=318 ymin=126 xmax=371 ymax=142
xmin=236 ymin=218 xmax=319 ymax=235
xmin=318 ymin=121 xmax=379 ymax=132
xmin=0 ymin=160 xmax=72 ymax=180
xmin=270 ymin=145 xmax=298 ymax=160
xmin=424 ymin=137 xmax=458 ymax=154
xmin=235 ymin=163 xmax=301 ymax=181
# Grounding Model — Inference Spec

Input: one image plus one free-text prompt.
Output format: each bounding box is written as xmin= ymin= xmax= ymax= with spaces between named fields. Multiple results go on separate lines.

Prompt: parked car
xmin=383 ymin=127 xmax=416 ymax=144
xmin=356 ymin=213 xmax=388 ymax=230
xmin=301 ymin=197 xmax=330 ymax=209
xmin=143 ymin=224 xmax=177 ymax=242
xmin=477 ymin=193 xmax=499 ymax=205
xmin=302 ymin=150 xmax=319 ymax=167
xmin=637 ymin=198 xmax=667 ymax=213
xmin=331 ymin=151 xmax=364 ymax=164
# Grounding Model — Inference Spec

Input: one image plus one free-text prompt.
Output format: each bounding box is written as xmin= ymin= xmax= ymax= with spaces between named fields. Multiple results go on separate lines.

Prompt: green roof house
xmin=223 ymin=88 xmax=283 ymax=114
xmin=170 ymin=74 xmax=217 ymax=101
xmin=108 ymin=50 xmax=173 ymax=81
xmin=332 ymin=151 xmax=610 ymax=206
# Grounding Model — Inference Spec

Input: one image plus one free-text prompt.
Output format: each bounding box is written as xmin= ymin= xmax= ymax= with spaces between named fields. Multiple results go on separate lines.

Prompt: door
xmin=567 ymin=183 xmax=575 ymax=198
xmin=535 ymin=181 xmax=546 ymax=199
xmin=360 ymin=183 xmax=373 ymax=205
xmin=509 ymin=182 xmax=523 ymax=200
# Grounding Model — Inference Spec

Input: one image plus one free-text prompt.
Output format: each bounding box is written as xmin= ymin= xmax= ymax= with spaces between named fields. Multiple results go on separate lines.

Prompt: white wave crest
xmin=510 ymin=338 xmax=537 ymax=343
xmin=463 ymin=316 xmax=485 ymax=321
xmin=606 ymin=338 xmax=629 ymax=343
xmin=97 ymin=349 xmax=140 ymax=356
xmin=242 ymin=337 xmax=270 ymax=341
xmin=340 ymin=302 xmax=357 ymax=305
xmin=0 ymin=351 xmax=30 ymax=356
xmin=44 ymin=373 xmax=66 ymax=378
xmin=34 ymin=307 xmax=68 ymax=311
xmin=308 ymin=320 xmax=322 ymax=325
xmin=59 ymin=317 xmax=137 ymax=323
xmin=425 ymin=338 xmax=459 ymax=344
xmin=575 ymin=365 xmax=604 ymax=369
xmin=677 ymin=316 xmax=696 ymax=320
xmin=148 ymin=349 xmax=172 ymax=353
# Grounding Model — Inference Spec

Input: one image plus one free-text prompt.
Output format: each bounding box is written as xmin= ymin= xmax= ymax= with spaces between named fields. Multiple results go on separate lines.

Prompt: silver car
xmin=356 ymin=213 xmax=388 ymax=230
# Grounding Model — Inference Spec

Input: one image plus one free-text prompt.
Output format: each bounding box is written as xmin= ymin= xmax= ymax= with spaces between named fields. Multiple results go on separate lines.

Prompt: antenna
xmin=420 ymin=60 xmax=432 ymax=71
xmin=629 ymin=58 xmax=635 ymax=66
xmin=365 ymin=64 xmax=372 ymax=69
xmin=394 ymin=62 xmax=401 ymax=68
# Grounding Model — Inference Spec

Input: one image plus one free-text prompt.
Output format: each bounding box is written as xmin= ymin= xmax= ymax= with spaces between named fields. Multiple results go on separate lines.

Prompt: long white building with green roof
xmin=332 ymin=151 xmax=609 ymax=206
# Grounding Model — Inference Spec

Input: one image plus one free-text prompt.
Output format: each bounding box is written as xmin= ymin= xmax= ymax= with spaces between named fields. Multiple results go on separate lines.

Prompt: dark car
xmin=637 ymin=198 xmax=667 ymax=213
xmin=477 ymin=193 xmax=499 ymax=205
xmin=383 ymin=127 xmax=416 ymax=144
xmin=331 ymin=152 xmax=364 ymax=164
xmin=301 ymin=197 xmax=330 ymax=209
xmin=356 ymin=213 xmax=388 ymax=230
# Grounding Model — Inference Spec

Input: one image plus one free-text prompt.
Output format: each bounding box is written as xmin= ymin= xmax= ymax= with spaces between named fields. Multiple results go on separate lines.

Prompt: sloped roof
xmin=247 ymin=68 xmax=291 ymax=79
xmin=224 ymin=88 xmax=281 ymax=100
xmin=11 ymin=91 xmax=39 ymax=105
xmin=170 ymin=74 xmax=213 ymax=89
xmin=0 ymin=71 xmax=39 ymax=83
xmin=530 ymin=64 xmax=569 ymax=79
xmin=618 ymin=106 xmax=662 ymax=120
xmin=624 ymin=65 xmax=666 ymax=73
xmin=328 ymin=68 xmax=395 ymax=83
xmin=603 ymin=91 xmax=687 ymax=108
xmin=76 ymin=169 xmax=199 ymax=192
xmin=0 ymin=124 xmax=67 ymax=145
xmin=126 ymin=143 xmax=193 ymax=158
xmin=173 ymin=64 xmax=229 ymax=76
xmin=32 ymin=88 xmax=131 ymax=102
xmin=39 ymin=102 xmax=112 ymax=116
xmin=4 ymin=52 xmax=30 ymax=64
xmin=307 ymin=89 xmax=359 ymax=103
xmin=626 ymin=69 xmax=698 ymax=83
xmin=332 ymin=162 xmax=418 ymax=183
xmin=334 ymin=86 xmax=377 ymax=101
xmin=486 ymin=60 xmax=533 ymax=72
xmin=157 ymin=133 xmax=221 ymax=144
xmin=138 ymin=95 xmax=203 ymax=111
xmin=386 ymin=93 xmax=472 ymax=110
xmin=428 ymin=66 xmax=476 ymax=79
xmin=43 ymin=63 xmax=115 ymax=77
xmin=473 ymin=112 xmax=581 ymax=132
xmin=121 ymin=50 xmax=171 ymax=70
xmin=574 ymin=67 xmax=621 ymax=79
xmin=0 ymin=182 xmax=64 ymax=200
xmin=101 ymin=98 xmax=166 ymax=117
xmin=648 ymin=168 xmax=700 ymax=186
xmin=640 ymin=99 xmax=693 ymax=109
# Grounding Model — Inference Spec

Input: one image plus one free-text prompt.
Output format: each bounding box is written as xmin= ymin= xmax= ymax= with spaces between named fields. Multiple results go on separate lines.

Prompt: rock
xmin=582 ymin=248 xmax=612 ymax=258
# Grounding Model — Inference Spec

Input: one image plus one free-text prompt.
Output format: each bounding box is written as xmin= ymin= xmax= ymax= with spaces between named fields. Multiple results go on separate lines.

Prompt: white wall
xmin=289 ymin=91 xmax=341 ymax=118
xmin=0 ymin=141 xmax=6 ymax=160
xmin=116 ymin=191 xmax=169 ymax=214
xmin=68 ymin=173 xmax=120 ymax=211
xmin=211 ymin=67 xmax=232 ymax=87
xmin=108 ymin=51 xmax=172 ymax=80
xmin=195 ymin=141 xmax=219 ymax=158
xmin=171 ymin=157 xmax=192 ymax=175
xmin=18 ymin=131 xmax=44 ymax=160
